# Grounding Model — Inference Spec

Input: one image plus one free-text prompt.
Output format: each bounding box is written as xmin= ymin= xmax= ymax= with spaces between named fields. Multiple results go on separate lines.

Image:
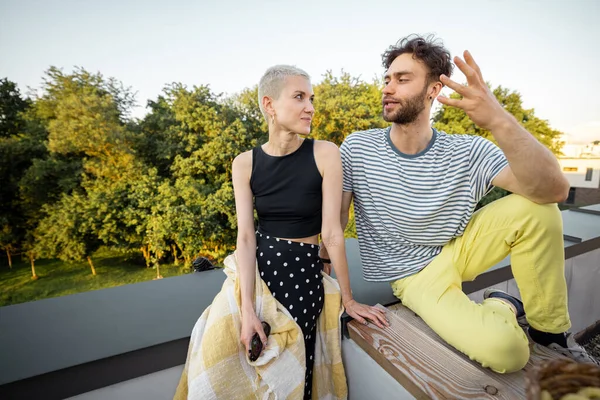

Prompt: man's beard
xmin=383 ymin=85 xmax=428 ymax=125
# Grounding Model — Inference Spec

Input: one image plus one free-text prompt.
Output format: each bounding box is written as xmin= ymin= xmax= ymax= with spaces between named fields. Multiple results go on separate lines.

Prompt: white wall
xmin=562 ymin=143 xmax=600 ymax=158
xmin=559 ymin=158 xmax=600 ymax=189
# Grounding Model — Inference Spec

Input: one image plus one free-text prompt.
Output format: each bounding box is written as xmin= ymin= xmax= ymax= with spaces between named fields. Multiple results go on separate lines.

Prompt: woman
xmin=232 ymin=65 xmax=388 ymax=399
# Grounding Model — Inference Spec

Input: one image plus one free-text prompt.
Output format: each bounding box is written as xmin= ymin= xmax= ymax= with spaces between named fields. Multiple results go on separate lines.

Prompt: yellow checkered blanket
xmin=173 ymin=252 xmax=348 ymax=400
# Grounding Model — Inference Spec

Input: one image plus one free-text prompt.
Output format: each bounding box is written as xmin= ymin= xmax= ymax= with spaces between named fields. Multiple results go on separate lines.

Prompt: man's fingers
xmin=463 ymin=50 xmax=483 ymax=81
xmin=440 ymin=74 xmax=466 ymax=95
xmin=437 ymin=95 xmax=462 ymax=108
xmin=453 ymin=56 xmax=479 ymax=85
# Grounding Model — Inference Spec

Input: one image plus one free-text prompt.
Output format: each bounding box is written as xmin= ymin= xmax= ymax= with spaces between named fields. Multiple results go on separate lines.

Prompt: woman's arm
xmin=319 ymin=191 xmax=353 ymax=274
xmin=316 ymin=141 xmax=388 ymax=328
xmin=232 ymin=151 xmax=267 ymax=350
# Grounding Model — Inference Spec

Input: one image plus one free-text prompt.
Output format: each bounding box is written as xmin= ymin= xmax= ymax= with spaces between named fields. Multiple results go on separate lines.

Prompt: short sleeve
xmin=340 ymin=139 xmax=353 ymax=192
xmin=469 ymin=136 xmax=508 ymax=202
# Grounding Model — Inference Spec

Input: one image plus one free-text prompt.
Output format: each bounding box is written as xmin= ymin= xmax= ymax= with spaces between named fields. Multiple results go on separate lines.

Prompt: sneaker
xmin=546 ymin=332 xmax=599 ymax=365
xmin=483 ymin=288 xmax=528 ymax=327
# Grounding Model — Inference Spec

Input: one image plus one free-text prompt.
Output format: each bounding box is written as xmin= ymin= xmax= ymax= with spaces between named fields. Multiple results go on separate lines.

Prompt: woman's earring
xmin=271 ymin=114 xmax=275 ymax=125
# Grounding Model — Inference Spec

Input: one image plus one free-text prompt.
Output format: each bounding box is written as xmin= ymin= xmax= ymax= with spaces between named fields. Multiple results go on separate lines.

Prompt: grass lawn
xmin=0 ymin=248 xmax=193 ymax=307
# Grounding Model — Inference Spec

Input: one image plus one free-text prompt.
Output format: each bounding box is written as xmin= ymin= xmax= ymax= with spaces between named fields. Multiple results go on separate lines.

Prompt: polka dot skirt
xmin=256 ymin=231 xmax=324 ymax=400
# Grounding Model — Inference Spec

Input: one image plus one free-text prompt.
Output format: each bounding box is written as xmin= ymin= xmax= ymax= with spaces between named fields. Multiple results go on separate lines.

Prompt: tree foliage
xmin=1 ymin=69 xmax=566 ymax=276
xmin=433 ymin=84 xmax=564 ymax=155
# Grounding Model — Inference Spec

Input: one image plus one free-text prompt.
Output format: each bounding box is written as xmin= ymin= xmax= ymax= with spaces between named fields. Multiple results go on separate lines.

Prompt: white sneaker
xmin=547 ymin=333 xmax=599 ymax=365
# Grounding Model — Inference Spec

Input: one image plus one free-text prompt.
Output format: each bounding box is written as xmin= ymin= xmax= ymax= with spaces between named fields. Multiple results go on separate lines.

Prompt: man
xmin=322 ymin=34 xmax=597 ymax=372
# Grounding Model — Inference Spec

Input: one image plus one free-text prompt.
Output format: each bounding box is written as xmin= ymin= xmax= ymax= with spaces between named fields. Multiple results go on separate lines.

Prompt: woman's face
xmin=271 ymin=76 xmax=315 ymax=135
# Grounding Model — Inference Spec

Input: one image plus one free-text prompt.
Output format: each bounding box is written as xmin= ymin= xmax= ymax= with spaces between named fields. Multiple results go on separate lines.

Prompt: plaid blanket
xmin=173 ymin=252 xmax=348 ymax=400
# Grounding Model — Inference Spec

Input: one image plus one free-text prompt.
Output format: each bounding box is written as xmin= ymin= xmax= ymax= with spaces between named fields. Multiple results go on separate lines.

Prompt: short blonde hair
xmin=258 ymin=65 xmax=310 ymax=120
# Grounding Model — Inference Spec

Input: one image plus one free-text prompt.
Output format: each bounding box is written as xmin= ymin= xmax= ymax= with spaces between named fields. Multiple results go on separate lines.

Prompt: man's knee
xmin=482 ymin=330 xmax=530 ymax=373
xmin=498 ymin=194 xmax=562 ymax=232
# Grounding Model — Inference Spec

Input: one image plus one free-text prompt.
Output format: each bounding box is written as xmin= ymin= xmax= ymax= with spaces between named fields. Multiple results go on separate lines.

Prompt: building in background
xmin=559 ymin=141 xmax=600 ymax=206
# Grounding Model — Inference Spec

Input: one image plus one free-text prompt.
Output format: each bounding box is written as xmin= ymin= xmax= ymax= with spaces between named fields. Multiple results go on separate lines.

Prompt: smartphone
xmin=249 ymin=321 xmax=271 ymax=362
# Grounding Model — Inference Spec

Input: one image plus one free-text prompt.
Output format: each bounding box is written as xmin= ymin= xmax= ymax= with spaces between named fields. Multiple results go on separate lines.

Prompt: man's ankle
xmin=528 ymin=327 xmax=567 ymax=347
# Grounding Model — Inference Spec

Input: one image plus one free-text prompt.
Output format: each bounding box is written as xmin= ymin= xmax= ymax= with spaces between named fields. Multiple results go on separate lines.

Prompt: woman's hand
xmin=344 ymin=299 xmax=389 ymax=328
xmin=240 ymin=309 xmax=268 ymax=356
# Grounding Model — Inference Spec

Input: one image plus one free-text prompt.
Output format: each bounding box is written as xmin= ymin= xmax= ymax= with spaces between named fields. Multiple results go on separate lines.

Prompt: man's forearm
xmin=341 ymin=210 xmax=349 ymax=232
xmin=489 ymin=114 xmax=569 ymax=203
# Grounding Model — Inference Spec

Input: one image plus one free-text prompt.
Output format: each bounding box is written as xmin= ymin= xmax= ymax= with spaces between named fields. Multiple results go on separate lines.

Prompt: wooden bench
xmin=348 ymin=303 xmax=569 ymax=400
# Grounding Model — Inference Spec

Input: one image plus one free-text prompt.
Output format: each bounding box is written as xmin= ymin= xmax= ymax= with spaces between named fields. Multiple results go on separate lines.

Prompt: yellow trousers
xmin=391 ymin=195 xmax=571 ymax=373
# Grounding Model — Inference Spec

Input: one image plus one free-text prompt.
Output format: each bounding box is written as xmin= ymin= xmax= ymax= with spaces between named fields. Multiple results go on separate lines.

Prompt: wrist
xmin=242 ymin=301 xmax=255 ymax=314
xmin=342 ymin=295 xmax=354 ymax=306
xmin=487 ymin=110 xmax=517 ymax=134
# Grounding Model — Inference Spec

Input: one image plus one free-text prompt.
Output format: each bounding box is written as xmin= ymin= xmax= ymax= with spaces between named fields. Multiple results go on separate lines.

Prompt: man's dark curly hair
xmin=382 ymin=34 xmax=454 ymax=84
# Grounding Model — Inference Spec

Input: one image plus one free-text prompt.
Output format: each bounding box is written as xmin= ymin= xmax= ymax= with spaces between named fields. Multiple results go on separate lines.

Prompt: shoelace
xmin=554 ymin=345 xmax=598 ymax=363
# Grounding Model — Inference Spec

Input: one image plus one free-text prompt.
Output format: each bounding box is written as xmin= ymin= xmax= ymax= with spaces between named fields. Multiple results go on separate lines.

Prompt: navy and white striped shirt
xmin=340 ymin=127 xmax=508 ymax=282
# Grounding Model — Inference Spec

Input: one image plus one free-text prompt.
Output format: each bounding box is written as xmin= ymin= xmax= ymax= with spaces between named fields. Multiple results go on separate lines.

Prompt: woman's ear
xmin=262 ymin=95 xmax=274 ymax=117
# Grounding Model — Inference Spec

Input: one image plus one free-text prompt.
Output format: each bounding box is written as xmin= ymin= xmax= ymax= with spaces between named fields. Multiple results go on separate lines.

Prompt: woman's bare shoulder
xmin=313 ymin=139 xmax=340 ymax=157
xmin=233 ymin=149 xmax=253 ymax=169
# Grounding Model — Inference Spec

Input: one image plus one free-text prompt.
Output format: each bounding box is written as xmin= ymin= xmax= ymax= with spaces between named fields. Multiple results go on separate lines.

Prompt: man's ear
xmin=429 ymin=81 xmax=443 ymax=99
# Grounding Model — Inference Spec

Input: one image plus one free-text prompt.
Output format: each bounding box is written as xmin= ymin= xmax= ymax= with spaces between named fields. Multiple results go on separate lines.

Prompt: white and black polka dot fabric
xmin=256 ymin=231 xmax=324 ymax=400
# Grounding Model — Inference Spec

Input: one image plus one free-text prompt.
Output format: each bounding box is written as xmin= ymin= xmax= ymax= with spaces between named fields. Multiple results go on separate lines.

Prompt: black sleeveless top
xmin=250 ymin=139 xmax=323 ymax=238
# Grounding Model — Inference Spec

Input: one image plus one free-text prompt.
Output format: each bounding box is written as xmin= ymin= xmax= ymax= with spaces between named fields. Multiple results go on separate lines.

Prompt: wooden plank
xmin=388 ymin=303 xmax=569 ymax=398
xmin=388 ymin=303 xmax=569 ymax=370
xmin=348 ymin=303 xmax=569 ymax=400
xmin=388 ymin=303 xmax=526 ymax=398
xmin=348 ymin=304 xmax=521 ymax=399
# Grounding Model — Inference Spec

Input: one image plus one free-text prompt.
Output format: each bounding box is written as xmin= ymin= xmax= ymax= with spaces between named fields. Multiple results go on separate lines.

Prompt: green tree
xmin=167 ymin=84 xmax=262 ymax=262
xmin=433 ymin=84 xmax=564 ymax=155
xmin=0 ymin=79 xmax=42 ymax=267
xmin=82 ymin=162 xmax=164 ymax=266
xmin=133 ymin=93 xmax=180 ymax=178
xmin=30 ymin=66 xmax=136 ymax=184
xmin=0 ymin=78 xmax=31 ymax=138
xmin=34 ymin=192 xmax=101 ymax=276
xmin=227 ymin=86 xmax=268 ymax=140
xmin=21 ymin=231 xmax=39 ymax=280
xmin=8 ymin=67 xmax=133 ymax=276
xmin=312 ymin=71 xmax=387 ymax=145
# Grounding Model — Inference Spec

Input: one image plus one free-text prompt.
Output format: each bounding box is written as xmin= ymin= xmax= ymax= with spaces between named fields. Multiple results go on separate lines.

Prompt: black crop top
xmin=250 ymin=139 xmax=323 ymax=238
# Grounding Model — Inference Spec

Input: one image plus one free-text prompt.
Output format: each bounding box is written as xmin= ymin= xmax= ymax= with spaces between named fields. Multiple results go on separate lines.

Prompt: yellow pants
xmin=390 ymin=194 xmax=571 ymax=373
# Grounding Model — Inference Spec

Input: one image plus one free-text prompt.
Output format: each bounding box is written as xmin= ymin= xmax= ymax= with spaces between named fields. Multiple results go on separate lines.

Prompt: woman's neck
xmin=263 ymin=129 xmax=303 ymax=156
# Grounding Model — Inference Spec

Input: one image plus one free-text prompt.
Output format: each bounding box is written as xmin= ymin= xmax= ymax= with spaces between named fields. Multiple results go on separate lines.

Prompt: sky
xmin=1 ymin=0 xmax=599 ymax=144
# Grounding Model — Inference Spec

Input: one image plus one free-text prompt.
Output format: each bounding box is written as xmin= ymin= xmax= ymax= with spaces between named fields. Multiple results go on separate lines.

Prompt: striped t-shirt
xmin=340 ymin=127 xmax=508 ymax=282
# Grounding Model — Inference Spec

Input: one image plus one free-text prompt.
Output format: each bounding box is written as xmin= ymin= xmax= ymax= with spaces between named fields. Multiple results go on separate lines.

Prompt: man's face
xmin=382 ymin=53 xmax=431 ymax=124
